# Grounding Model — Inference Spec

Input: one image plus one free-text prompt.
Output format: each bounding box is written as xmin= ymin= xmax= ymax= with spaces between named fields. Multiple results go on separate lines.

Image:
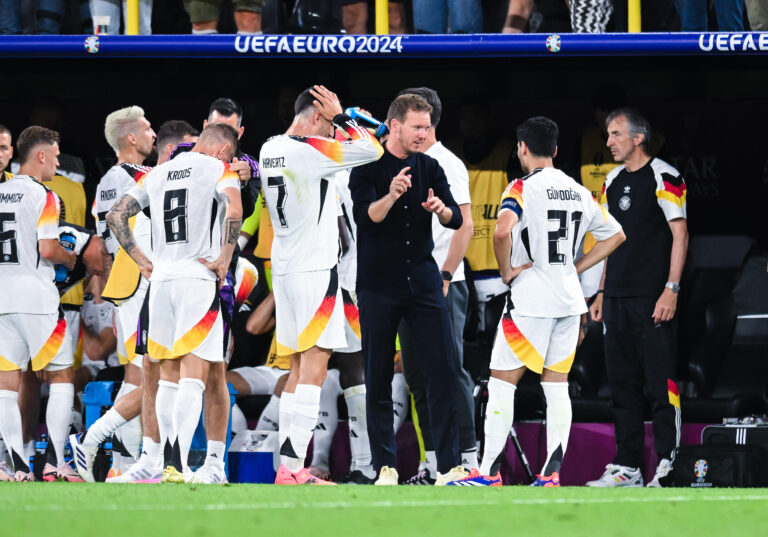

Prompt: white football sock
xmin=285 ymin=384 xmax=321 ymax=472
xmin=23 ymin=440 xmax=35 ymax=462
xmin=0 ymin=390 xmax=25 ymax=470
xmin=311 ymin=371 xmax=341 ymax=471
xmin=278 ymin=391 xmax=294 ymax=467
xmin=155 ymin=380 xmax=178 ymax=453
xmin=204 ymin=440 xmax=226 ymax=466
xmin=344 ymin=384 xmax=374 ymax=478
xmin=461 ymin=448 xmax=479 ymax=470
xmin=83 ymin=407 xmax=126 ymax=448
xmin=541 ymin=381 xmax=572 ymax=476
xmin=173 ymin=378 xmax=205 ymax=471
xmin=141 ymin=436 xmax=162 ymax=466
xmin=231 ymin=403 xmax=248 ymax=435
xmin=47 ymin=383 xmax=74 ymax=467
xmin=424 ymin=450 xmax=437 ymax=477
xmin=479 ymin=377 xmax=516 ymax=476
xmin=391 ymin=372 xmax=408 ymax=433
xmin=115 ymin=413 xmax=142 ymax=460
xmin=257 ymin=395 xmax=280 ymax=432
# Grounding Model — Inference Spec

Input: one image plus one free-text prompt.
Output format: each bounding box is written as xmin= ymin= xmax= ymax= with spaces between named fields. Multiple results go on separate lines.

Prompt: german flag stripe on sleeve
xmin=657 ymin=173 xmax=686 ymax=208
xmin=218 ymin=161 xmax=241 ymax=184
xmin=37 ymin=190 xmax=60 ymax=230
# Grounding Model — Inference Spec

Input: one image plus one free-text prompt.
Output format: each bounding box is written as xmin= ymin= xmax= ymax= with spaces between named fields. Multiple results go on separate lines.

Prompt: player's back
xmin=140 ymin=151 xmax=237 ymax=282
xmin=260 ymin=135 xmax=342 ymax=276
xmin=93 ymin=163 xmax=151 ymax=256
xmin=506 ymin=167 xmax=617 ymax=318
xmin=0 ymin=175 xmax=60 ymax=314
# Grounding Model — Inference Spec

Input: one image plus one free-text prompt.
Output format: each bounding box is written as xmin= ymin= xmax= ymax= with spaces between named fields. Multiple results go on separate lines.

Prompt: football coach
xmin=349 ymin=93 xmax=466 ymax=486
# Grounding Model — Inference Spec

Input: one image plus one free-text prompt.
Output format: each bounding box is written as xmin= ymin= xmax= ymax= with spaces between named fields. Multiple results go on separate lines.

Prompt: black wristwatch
xmin=441 ymin=270 xmax=453 ymax=282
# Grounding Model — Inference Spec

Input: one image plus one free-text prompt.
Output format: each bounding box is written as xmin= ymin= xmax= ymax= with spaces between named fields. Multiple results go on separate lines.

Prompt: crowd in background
xmin=0 ymin=0 xmax=766 ymax=36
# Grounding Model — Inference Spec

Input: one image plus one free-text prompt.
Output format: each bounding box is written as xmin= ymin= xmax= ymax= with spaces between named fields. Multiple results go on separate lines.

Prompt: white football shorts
xmin=0 ymin=311 xmax=73 ymax=372
xmin=272 ymin=267 xmax=346 ymax=355
xmin=115 ymin=278 xmax=148 ymax=367
xmin=146 ymin=278 xmax=225 ymax=363
xmin=230 ymin=365 xmax=288 ymax=395
xmin=490 ymin=297 xmax=580 ymax=374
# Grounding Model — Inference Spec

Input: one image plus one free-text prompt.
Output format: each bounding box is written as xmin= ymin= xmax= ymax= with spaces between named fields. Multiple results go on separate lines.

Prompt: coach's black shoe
xmin=337 ymin=469 xmax=375 ymax=485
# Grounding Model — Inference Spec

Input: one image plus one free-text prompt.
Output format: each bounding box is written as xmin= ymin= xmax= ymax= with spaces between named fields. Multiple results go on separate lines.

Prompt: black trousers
xmin=358 ymin=286 xmax=460 ymax=474
xmin=399 ymin=280 xmax=476 ymax=454
xmin=603 ymin=296 xmax=681 ymax=468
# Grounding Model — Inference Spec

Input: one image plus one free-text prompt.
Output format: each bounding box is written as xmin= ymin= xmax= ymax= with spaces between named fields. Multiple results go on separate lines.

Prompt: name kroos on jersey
xmin=235 ymin=34 xmax=404 ymax=55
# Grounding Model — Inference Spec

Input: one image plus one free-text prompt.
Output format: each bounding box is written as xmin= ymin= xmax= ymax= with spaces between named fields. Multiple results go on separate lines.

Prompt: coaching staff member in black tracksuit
xmin=587 ymin=108 xmax=688 ymax=488
xmin=349 ymin=93 xmax=466 ymax=486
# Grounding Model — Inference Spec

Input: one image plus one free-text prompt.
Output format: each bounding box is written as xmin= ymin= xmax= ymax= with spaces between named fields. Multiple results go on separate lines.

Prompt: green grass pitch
xmin=3 ymin=483 xmax=767 ymax=537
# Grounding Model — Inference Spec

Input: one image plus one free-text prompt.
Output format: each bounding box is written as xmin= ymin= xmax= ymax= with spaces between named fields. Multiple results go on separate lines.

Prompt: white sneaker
xmin=647 ymin=459 xmax=673 ymax=488
xmin=106 ymin=455 xmax=162 ymax=483
xmin=375 ymin=466 xmax=399 ymax=485
xmin=586 ymin=464 xmax=643 ymax=487
xmin=188 ymin=461 xmax=228 ymax=484
xmin=69 ymin=433 xmax=97 ymax=483
xmin=435 ymin=466 xmax=469 ymax=486
xmin=0 ymin=462 xmax=14 ymax=482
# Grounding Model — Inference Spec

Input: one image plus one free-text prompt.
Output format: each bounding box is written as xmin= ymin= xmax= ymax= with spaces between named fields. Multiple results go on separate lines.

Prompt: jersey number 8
xmin=163 ymin=189 xmax=188 ymax=244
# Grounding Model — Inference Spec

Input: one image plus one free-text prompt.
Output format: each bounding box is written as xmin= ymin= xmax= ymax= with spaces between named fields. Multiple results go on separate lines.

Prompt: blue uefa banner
xmin=0 ymin=33 xmax=767 ymax=58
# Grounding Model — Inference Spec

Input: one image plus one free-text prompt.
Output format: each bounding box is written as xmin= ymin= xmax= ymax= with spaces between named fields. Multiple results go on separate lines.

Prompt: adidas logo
xmin=211 ymin=453 xmax=218 ymax=458
xmin=350 ymin=431 xmax=358 ymax=439
xmin=315 ymin=424 xmax=327 ymax=431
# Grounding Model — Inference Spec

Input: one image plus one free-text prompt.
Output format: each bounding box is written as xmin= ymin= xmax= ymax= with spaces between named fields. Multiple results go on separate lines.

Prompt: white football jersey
xmin=0 ymin=175 xmax=61 ymax=314
xmin=92 ymin=163 xmax=152 ymax=257
xmin=501 ymin=167 xmax=621 ymax=318
xmin=127 ymin=151 xmax=240 ymax=282
xmin=259 ymin=117 xmax=383 ymax=276
xmin=335 ymin=170 xmax=357 ymax=291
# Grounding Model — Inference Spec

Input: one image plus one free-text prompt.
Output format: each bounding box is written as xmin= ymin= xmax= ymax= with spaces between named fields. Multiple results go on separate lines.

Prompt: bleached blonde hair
xmin=104 ymin=106 xmax=145 ymax=156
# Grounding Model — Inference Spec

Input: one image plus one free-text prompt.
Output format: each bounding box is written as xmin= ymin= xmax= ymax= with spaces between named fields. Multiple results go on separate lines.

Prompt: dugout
xmin=1 ymin=32 xmax=767 ymax=431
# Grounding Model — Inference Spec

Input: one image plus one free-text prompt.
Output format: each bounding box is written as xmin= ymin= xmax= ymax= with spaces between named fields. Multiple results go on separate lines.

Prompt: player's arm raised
xmin=200 ymin=186 xmax=242 ymax=285
xmin=302 ymin=85 xmax=384 ymax=171
xmin=106 ymin=193 xmax=153 ymax=281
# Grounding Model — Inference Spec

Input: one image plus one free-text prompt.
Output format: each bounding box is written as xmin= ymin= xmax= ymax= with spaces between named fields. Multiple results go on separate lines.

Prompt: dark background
xmin=0 ymin=53 xmax=766 ymax=247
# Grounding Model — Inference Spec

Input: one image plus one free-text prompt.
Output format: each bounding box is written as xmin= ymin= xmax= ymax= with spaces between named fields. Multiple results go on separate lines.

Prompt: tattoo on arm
xmin=106 ymin=195 xmax=142 ymax=255
xmin=225 ymin=217 xmax=243 ymax=246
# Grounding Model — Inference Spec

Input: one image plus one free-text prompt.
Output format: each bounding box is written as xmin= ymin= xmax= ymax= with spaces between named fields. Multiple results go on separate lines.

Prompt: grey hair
xmin=606 ymin=107 xmax=651 ymax=149
xmin=104 ymin=106 xmax=145 ymax=156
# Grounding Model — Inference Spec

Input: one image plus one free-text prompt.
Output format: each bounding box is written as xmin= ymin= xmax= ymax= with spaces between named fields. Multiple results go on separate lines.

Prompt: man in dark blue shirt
xmin=349 ymin=94 xmax=466 ymax=485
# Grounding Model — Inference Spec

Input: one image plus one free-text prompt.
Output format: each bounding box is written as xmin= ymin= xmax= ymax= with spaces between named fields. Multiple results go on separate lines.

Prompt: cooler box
xmin=227 ymin=430 xmax=279 ymax=483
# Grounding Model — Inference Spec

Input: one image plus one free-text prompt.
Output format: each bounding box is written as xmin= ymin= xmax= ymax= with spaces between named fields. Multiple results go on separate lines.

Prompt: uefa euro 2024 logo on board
xmin=546 ymin=34 xmax=561 ymax=53
xmin=694 ymin=459 xmax=708 ymax=478
xmin=84 ymin=35 xmax=99 ymax=54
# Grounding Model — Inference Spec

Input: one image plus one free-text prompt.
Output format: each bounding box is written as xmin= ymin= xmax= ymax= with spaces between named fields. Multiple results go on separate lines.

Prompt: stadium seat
xmin=678 ymin=235 xmax=758 ymax=379
xmin=685 ymin=255 xmax=768 ymax=421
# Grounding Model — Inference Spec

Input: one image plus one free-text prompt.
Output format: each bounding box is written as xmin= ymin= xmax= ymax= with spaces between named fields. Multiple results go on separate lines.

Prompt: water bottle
xmin=345 ymin=107 xmax=388 ymax=138
xmin=54 ymin=231 xmax=76 ymax=283
xmin=33 ymin=434 xmax=48 ymax=480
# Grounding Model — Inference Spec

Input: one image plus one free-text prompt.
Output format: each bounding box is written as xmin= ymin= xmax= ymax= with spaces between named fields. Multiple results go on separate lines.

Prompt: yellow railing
xmin=375 ymin=0 xmax=389 ymax=35
xmin=628 ymin=0 xmax=641 ymax=33
xmin=125 ymin=0 xmax=139 ymax=35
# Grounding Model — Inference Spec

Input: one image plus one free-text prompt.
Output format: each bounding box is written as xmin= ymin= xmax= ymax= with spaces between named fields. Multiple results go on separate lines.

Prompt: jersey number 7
xmin=267 ymin=176 xmax=288 ymax=228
